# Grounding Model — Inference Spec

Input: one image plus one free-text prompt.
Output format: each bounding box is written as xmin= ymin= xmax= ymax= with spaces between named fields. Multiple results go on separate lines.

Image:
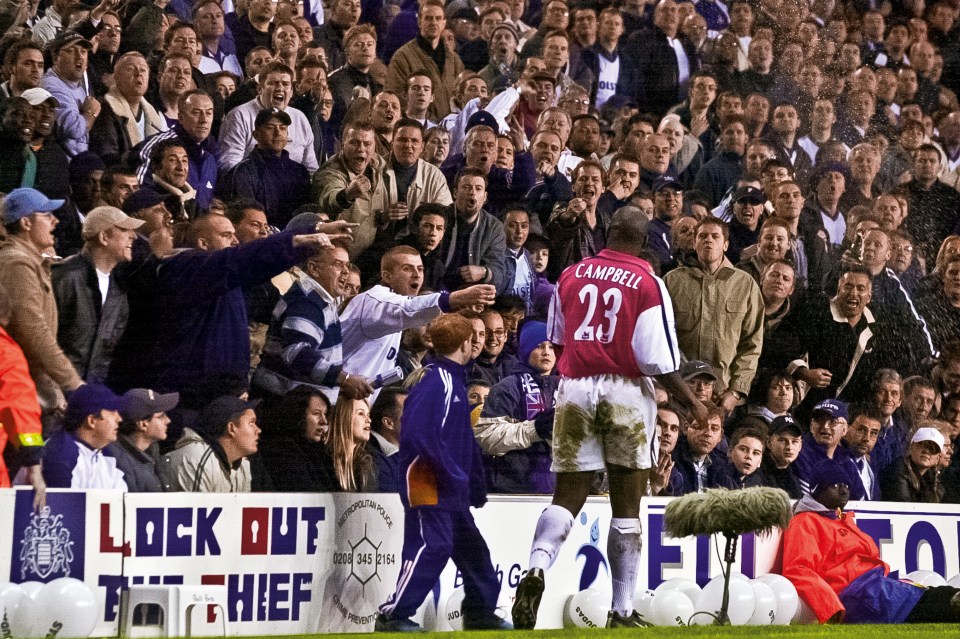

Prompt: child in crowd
xmin=721 ymin=426 xmax=767 ymax=489
xmin=468 ymin=380 xmax=492 ymax=408
xmin=474 ymin=321 xmax=558 ymax=494
xmin=762 ymin=415 xmax=804 ymax=498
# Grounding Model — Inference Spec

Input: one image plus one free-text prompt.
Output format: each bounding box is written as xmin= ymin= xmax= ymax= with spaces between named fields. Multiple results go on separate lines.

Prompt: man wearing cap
xmin=52 ymin=206 xmax=143 ymax=385
xmin=647 ymin=176 xmax=685 ymax=267
xmin=783 ymin=457 xmax=960 ymax=624
xmin=762 ymin=414 xmax=803 ymax=498
xmin=40 ymin=31 xmax=100 ymax=157
xmin=89 ymin=52 xmax=167 ymax=166
xmin=160 ymin=396 xmax=260 ymax=492
xmin=41 ymin=384 xmax=127 ymax=490
xmin=681 ymin=360 xmax=718 ymax=403
xmin=842 ymin=410 xmax=884 ymax=500
xmin=219 ymin=109 xmax=311 ymax=229
xmin=109 ymin=389 xmax=178 ymax=492
xmin=23 ymin=87 xmax=71 ymax=205
xmin=478 ymin=23 xmax=520 ymax=91
xmin=792 ymin=399 xmax=865 ymax=500
xmin=120 ymin=187 xmax=175 ymax=262
xmin=0 ymin=188 xmax=83 ymax=414
xmin=726 ymin=185 xmax=764 ymax=263
xmin=880 ymin=425 xmax=945 ymax=502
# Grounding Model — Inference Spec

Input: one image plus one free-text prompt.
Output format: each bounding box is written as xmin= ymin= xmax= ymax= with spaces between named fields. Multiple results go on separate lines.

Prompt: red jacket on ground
xmin=782 ymin=500 xmax=888 ymax=623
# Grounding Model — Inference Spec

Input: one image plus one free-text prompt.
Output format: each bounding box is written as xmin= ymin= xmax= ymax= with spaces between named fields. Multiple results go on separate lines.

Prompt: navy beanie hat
xmin=518 ymin=321 xmax=549 ymax=365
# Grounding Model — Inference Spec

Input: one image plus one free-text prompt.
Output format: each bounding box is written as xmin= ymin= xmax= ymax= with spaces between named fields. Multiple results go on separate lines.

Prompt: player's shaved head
xmin=607 ymin=206 xmax=650 ymax=255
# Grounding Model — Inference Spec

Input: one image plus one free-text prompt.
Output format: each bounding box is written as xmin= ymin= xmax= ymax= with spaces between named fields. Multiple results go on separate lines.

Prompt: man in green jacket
xmin=665 ymin=217 xmax=764 ymax=413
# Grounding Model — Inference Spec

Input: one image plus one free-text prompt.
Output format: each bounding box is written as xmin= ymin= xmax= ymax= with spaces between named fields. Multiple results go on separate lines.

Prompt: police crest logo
xmin=19 ymin=506 xmax=75 ymax=580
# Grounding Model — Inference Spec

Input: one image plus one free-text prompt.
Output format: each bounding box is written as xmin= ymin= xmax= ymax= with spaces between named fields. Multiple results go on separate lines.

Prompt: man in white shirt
xmin=340 ymin=246 xmax=495 ymax=400
xmin=41 ymin=384 xmax=129 ymax=490
xmin=52 ymin=207 xmax=144 ymax=384
xmin=218 ymin=61 xmax=318 ymax=172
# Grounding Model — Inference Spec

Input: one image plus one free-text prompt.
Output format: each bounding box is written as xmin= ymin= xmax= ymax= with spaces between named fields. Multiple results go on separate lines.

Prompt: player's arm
xmin=654 ymin=371 xmax=708 ymax=429
xmin=637 ymin=278 xmax=708 ymax=427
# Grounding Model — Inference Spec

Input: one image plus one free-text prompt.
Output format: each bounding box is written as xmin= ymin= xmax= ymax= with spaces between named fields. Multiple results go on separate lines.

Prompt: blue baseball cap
xmin=810 ymin=458 xmax=852 ymax=494
xmin=812 ymin=399 xmax=848 ymax=421
xmin=2 ymin=188 xmax=65 ymax=225
xmin=466 ymin=109 xmax=500 ymax=134
xmin=652 ymin=176 xmax=683 ymax=192
xmin=63 ymin=384 xmax=126 ymax=431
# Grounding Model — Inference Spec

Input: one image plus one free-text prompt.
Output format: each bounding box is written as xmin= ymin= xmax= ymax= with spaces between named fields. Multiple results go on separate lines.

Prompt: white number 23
xmin=574 ymin=284 xmax=622 ymax=343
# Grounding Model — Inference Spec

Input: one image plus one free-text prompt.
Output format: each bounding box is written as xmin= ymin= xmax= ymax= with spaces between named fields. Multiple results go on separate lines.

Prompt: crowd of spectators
xmin=1 ymin=0 xmax=960 ymax=510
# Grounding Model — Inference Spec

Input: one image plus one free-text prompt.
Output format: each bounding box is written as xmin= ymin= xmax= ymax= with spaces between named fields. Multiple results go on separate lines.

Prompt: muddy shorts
xmin=550 ymin=374 xmax=658 ymax=473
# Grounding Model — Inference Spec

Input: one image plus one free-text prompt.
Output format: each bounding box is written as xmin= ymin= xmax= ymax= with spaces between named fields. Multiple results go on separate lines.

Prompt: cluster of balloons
xmin=0 ymin=579 xmax=99 ymax=639
xmin=564 ymin=573 xmax=804 ymax=628
xmin=905 ymin=570 xmax=960 ymax=587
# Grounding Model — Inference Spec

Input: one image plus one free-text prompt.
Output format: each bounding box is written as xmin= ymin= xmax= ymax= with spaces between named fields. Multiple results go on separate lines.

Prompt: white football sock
xmin=528 ymin=505 xmax=575 ymax=571
xmin=608 ymin=518 xmax=642 ymax=616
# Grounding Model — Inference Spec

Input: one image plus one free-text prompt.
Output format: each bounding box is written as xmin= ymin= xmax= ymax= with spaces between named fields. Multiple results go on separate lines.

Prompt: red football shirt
xmin=547 ymin=249 xmax=681 ymax=379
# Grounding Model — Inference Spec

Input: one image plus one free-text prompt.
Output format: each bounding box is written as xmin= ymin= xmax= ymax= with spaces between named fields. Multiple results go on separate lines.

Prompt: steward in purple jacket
xmin=379 ymin=314 xmax=507 ymax=632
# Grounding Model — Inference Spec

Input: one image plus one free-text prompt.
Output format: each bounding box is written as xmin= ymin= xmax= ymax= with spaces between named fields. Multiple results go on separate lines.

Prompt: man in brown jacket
xmin=385 ymin=0 xmax=463 ymax=121
xmin=0 ymin=188 xmax=84 ymax=418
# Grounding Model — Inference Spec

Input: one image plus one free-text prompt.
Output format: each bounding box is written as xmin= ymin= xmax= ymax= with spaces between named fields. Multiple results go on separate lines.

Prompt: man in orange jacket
xmin=0 ymin=323 xmax=47 ymax=510
xmin=783 ymin=458 xmax=960 ymax=624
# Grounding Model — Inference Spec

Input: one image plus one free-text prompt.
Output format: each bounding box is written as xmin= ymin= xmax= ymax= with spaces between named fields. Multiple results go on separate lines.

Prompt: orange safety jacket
xmin=0 ymin=326 xmax=44 ymax=487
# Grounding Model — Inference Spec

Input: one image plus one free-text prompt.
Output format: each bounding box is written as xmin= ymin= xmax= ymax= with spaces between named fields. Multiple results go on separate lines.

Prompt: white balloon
xmin=18 ymin=582 xmax=42 ymax=599
xmin=906 ymin=570 xmax=947 ymax=587
xmin=754 ymin=574 xmax=799 ymax=625
xmin=793 ymin=597 xmax=819 ymax=625
xmin=0 ymin=582 xmax=21 ymax=614
xmin=8 ymin=582 xmax=40 ymax=639
xmin=654 ymin=578 xmax=702 ymax=606
xmin=650 ymin=590 xmax=694 ymax=626
xmin=30 ymin=578 xmax=98 ymax=639
xmin=948 ymin=574 xmax=960 ymax=588
xmin=564 ymin=588 xmax=610 ymax=629
xmin=0 ymin=583 xmax=24 ymax=636
xmin=748 ymin=581 xmax=777 ymax=626
xmin=633 ymin=589 xmax=656 ymax=624
xmin=693 ymin=574 xmax=756 ymax=626
xmin=440 ymin=587 xmax=465 ymax=631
